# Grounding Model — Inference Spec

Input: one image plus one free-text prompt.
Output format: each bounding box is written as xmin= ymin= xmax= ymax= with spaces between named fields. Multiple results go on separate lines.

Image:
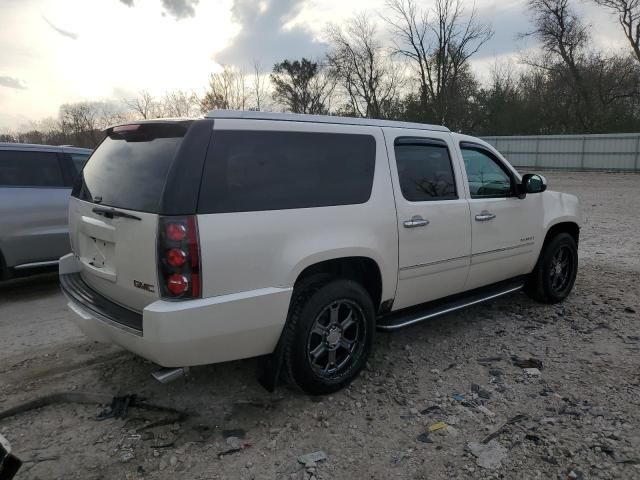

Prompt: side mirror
xmin=521 ymin=173 xmax=547 ymax=196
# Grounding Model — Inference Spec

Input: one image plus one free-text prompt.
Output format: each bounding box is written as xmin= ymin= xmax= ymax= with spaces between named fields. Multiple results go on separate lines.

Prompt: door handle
xmin=475 ymin=210 xmax=496 ymax=222
xmin=404 ymin=215 xmax=430 ymax=228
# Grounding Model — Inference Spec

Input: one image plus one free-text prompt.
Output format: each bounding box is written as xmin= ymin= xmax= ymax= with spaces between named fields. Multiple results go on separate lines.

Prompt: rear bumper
xmin=59 ymin=254 xmax=293 ymax=367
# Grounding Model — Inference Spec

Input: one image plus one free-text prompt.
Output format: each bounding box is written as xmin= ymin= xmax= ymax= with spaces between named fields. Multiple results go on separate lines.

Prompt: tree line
xmin=3 ymin=0 xmax=640 ymax=149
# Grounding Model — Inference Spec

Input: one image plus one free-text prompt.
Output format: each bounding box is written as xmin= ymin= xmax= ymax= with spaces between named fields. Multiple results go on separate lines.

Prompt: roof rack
xmin=204 ymin=110 xmax=450 ymax=133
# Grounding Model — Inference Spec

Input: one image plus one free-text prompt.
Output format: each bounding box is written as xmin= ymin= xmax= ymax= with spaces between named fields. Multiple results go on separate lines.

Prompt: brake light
xmin=158 ymin=216 xmax=201 ymax=299
xmin=167 ymin=248 xmax=187 ymax=267
xmin=166 ymin=223 xmax=187 ymax=241
xmin=167 ymin=274 xmax=189 ymax=295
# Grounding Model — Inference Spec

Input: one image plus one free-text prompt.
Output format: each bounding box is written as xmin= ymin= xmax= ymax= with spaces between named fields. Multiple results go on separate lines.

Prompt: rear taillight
xmin=158 ymin=216 xmax=201 ymax=299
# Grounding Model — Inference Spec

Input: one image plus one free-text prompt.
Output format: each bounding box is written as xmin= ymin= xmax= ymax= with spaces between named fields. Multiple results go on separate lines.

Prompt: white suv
xmin=60 ymin=111 xmax=580 ymax=395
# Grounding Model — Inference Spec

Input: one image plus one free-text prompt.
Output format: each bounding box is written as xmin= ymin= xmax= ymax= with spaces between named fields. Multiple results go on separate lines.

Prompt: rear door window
xmin=198 ymin=130 xmax=376 ymax=213
xmin=394 ymin=138 xmax=457 ymax=201
xmin=0 ymin=150 xmax=66 ymax=187
xmin=73 ymin=122 xmax=191 ymax=213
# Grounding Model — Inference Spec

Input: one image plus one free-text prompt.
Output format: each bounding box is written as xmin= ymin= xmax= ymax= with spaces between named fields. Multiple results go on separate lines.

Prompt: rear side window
xmin=0 ymin=150 xmax=65 ymax=187
xmin=73 ymin=122 xmax=190 ymax=213
xmin=198 ymin=130 xmax=376 ymax=213
xmin=69 ymin=152 xmax=91 ymax=175
xmin=394 ymin=138 xmax=457 ymax=201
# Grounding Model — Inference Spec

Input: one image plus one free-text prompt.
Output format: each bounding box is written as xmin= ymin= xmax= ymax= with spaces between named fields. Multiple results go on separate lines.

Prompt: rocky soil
xmin=0 ymin=171 xmax=638 ymax=480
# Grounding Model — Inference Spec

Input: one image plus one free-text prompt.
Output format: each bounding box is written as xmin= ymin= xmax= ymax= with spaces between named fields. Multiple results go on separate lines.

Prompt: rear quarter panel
xmin=196 ymin=119 xmax=399 ymax=302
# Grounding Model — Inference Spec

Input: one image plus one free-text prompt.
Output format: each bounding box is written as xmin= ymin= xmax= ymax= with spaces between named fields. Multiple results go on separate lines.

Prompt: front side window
xmin=394 ymin=137 xmax=457 ymax=202
xmin=198 ymin=130 xmax=376 ymax=213
xmin=0 ymin=150 xmax=65 ymax=187
xmin=461 ymin=146 xmax=513 ymax=198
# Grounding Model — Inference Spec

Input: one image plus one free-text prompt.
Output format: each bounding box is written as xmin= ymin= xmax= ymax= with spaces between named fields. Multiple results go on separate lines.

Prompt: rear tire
xmin=525 ymin=233 xmax=578 ymax=304
xmin=282 ymin=278 xmax=375 ymax=395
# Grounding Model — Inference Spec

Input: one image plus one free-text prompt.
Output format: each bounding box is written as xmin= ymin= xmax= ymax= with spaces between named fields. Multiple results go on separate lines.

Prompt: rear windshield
xmin=72 ymin=122 xmax=190 ymax=212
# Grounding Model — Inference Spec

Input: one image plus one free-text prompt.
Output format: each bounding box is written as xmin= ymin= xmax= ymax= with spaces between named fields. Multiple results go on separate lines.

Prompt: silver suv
xmin=0 ymin=143 xmax=92 ymax=279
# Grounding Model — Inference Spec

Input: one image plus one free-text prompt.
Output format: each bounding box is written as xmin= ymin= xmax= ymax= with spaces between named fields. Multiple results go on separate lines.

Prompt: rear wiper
xmin=92 ymin=206 xmax=141 ymax=221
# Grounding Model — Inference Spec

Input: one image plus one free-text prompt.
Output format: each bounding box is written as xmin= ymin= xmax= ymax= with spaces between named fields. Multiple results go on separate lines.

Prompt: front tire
xmin=525 ymin=232 xmax=578 ymax=304
xmin=283 ymin=278 xmax=375 ymax=395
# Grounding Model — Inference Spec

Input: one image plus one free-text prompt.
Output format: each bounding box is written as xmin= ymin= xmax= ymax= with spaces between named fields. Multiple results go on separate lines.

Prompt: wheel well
xmin=543 ymin=222 xmax=579 ymax=248
xmin=294 ymin=257 xmax=383 ymax=311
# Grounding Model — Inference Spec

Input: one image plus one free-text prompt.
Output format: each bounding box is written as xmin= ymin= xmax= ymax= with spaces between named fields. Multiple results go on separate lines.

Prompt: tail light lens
xmin=158 ymin=216 xmax=201 ymax=299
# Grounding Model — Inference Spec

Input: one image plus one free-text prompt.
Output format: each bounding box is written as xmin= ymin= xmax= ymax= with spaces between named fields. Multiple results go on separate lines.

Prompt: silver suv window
xmin=0 ymin=150 xmax=65 ymax=187
xmin=198 ymin=130 xmax=376 ymax=213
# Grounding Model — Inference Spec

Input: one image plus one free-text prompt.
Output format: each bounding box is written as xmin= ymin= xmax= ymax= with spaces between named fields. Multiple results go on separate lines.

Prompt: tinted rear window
xmin=198 ymin=130 xmax=376 ymax=213
xmin=0 ymin=150 xmax=65 ymax=187
xmin=73 ymin=123 xmax=190 ymax=212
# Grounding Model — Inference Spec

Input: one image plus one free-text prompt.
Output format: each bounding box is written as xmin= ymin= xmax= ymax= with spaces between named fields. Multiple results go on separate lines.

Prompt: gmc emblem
xmin=133 ymin=280 xmax=155 ymax=293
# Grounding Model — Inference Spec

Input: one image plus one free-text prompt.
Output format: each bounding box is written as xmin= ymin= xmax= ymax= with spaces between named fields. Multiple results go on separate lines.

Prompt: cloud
xmin=42 ymin=16 xmax=79 ymax=40
xmin=0 ymin=76 xmax=27 ymax=90
xmin=161 ymin=0 xmax=199 ymax=19
xmin=118 ymin=0 xmax=199 ymax=19
xmin=215 ymin=0 xmax=325 ymax=68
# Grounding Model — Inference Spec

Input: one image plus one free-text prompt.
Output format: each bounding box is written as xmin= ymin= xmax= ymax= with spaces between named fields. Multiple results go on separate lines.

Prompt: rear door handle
xmin=475 ymin=210 xmax=496 ymax=222
xmin=404 ymin=216 xmax=429 ymax=228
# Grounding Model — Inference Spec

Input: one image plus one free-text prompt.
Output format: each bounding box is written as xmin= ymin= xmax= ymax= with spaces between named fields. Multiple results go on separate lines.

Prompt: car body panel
xmin=0 ymin=144 xmax=91 ymax=274
xmin=60 ymin=115 xmax=580 ymax=369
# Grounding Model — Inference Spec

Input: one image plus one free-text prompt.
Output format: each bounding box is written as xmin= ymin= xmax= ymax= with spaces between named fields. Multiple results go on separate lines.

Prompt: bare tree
xmin=200 ymin=65 xmax=248 ymax=111
xmin=326 ymin=13 xmax=402 ymax=118
xmin=384 ymin=0 xmax=493 ymax=125
xmin=124 ymin=90 xmax=159 ymax=119
xmin=251 ymin=61 xmax=270 ymax=111
xmin=59 ymin=102 xmax=102 ymax=145
xmin=594 ymin=0 xmax=640 ymax=63
xmin=523 ymin=0 xmax=592 ymax=128
xmin=163 ymin=90 xmax=199 ymax=117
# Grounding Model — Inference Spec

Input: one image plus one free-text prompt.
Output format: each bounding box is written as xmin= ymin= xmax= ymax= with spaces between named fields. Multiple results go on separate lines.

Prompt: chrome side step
xmin=377 ymin=278 xmax=525 ymax=331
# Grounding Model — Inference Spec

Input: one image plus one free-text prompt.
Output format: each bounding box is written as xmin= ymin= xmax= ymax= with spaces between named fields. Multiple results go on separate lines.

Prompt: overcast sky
xmin=0 ymin=0 xmax=628 ymax=130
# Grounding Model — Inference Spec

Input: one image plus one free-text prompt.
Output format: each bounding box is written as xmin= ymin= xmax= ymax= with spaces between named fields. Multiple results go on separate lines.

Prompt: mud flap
xmin=256 ymin=339 xmax=286 ymax=392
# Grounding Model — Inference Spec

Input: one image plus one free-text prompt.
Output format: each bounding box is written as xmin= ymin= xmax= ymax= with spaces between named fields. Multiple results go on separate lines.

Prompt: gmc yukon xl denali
xmin=60 ymin=111 xmax=580 ymax=394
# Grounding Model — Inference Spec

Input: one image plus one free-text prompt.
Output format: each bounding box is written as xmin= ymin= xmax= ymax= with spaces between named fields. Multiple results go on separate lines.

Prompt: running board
xmin=377 ymin=277 xmax=526 ymax=331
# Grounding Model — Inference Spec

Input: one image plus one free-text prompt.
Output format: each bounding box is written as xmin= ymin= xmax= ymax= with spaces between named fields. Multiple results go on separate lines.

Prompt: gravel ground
xmin=1 ymin=171 xmax=638 ymax=480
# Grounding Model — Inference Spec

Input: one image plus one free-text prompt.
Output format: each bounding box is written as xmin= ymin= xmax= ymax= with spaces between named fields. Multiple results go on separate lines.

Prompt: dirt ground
xmin=1 ymin=171 xmax=639 ymax=480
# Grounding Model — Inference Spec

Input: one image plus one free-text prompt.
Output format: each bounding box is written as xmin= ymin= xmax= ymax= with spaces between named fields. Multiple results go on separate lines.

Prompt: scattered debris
xmin=0 ymin=392 xmax=112 ymax=421
xmin=419 ymin=405 xmax=441 ymax=415
xmin=97 ymin=394 xmax=136 ymax=420
xmin=512 ymin=357 xmax=543 ymax=369
xmin=427 ymin=421 xmax=448 ymax=432
xmin=477 ymin=356 xmax=502 ymax=365
xmin=297 ymin=451 xmax=327 ymax=464
xmin=467 ymin=440 xmax=508 ymax=470
xmin=523 ymin=368 xmax=542 ymax=377
xmin=222 ymin=429 xmax=246 ymax=440
xmin=481 ymin=414 xmax=528 ymax=444
xmin=416 ymin=433 xmax=433 ymax=443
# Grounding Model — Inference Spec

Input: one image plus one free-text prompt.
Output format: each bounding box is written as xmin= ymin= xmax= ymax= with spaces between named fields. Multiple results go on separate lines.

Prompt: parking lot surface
xmin=1 ymin=171 xmax=639 ymax=479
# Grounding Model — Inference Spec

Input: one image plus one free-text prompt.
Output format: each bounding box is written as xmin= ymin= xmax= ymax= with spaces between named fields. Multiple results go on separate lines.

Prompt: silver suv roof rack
xmin=204 ymin=110 xmax=450 ymax=133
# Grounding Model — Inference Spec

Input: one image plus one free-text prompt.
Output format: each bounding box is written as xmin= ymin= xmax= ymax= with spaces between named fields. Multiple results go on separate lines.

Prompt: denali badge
xmin=133 ymin=280 xmax=155 ymax=293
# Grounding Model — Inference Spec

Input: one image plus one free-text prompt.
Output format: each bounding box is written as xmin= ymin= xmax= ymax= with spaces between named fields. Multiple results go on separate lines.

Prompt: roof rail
xmin=204 ymin=110 xmax=450 ymax=133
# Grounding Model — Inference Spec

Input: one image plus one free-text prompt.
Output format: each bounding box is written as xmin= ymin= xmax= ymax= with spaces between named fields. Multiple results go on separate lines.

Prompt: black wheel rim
xmin=549 ymin=245 xmax=573 ymax=293
xmin=306 ymin=299 xmax=366 ymax=379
